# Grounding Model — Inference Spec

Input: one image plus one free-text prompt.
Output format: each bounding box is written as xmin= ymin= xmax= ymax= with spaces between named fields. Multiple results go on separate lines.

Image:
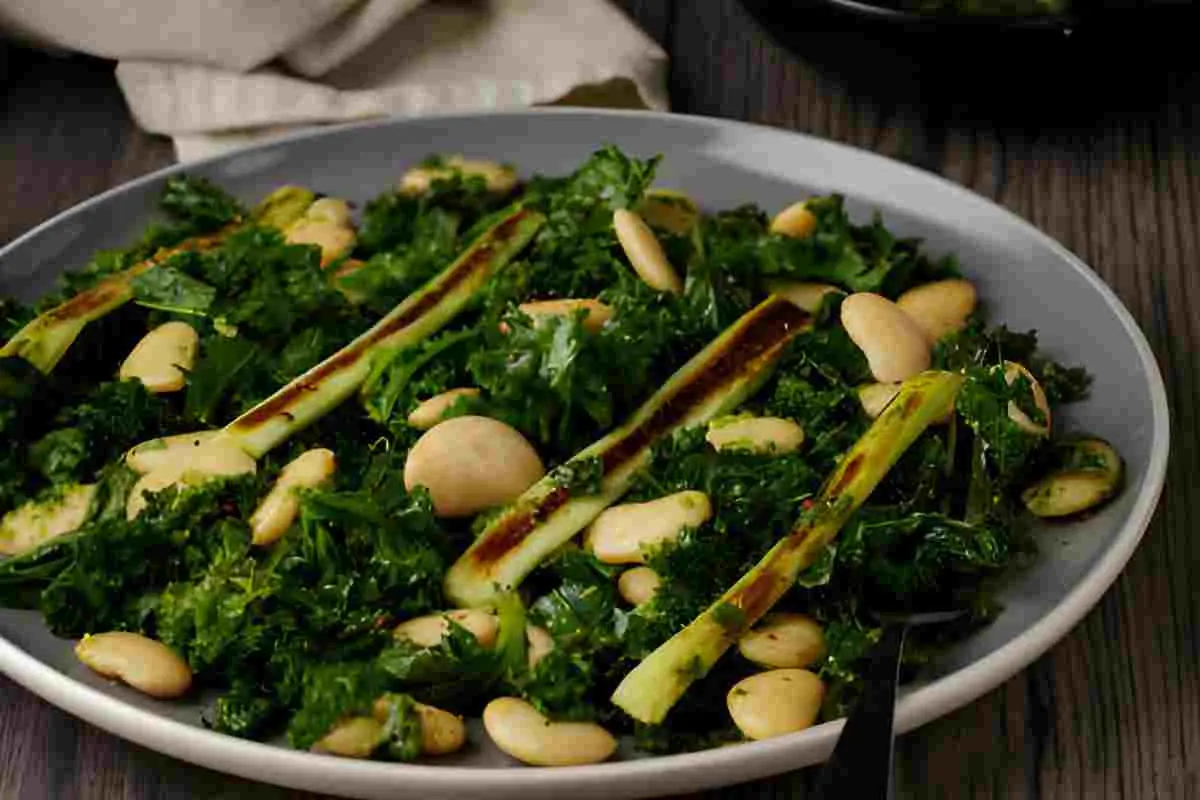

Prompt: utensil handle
xmin=812 ymin=623 xmax=907 ymax=800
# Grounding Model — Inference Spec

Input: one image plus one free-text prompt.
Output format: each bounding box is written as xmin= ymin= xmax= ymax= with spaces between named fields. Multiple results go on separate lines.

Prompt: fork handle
xmin=811 ymin=622 xmax=908 ymax=800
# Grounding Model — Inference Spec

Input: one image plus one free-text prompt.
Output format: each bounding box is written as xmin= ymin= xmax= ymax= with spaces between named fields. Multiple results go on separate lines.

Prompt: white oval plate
xmin=0 ymin=110 xmax=1169 ymax=799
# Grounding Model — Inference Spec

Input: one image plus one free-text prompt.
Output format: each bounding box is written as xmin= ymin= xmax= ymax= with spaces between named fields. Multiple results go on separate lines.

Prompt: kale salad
xmin=0 ymin=148 xmax=1123 ymax=763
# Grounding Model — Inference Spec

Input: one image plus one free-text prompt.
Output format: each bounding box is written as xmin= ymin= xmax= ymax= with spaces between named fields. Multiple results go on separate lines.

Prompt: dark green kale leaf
xmin=518 ymin=146 xmax=659 ymax=299
xmin=43 ymin=176 xmax=244 ymax=305
xmin=622 ymin=426 xmax=821 ymax=656
xmin=834 ymin=510 xmax=1009 ymax=605
xmin=131 ymin=266 xmax=216 ymax=316
xmin=519 ymin=549 xmax=625 ymax=720
xmin=27 ymin=476 xmax=262 ymax=636
xmin=287 ymin=660 xmax=390 ymax=750
xmin=29 ymin=379 xmax=179 ymax=485
xmin=378 ymin=623 xmax=501 ymax=712
xmin=158 ymin=175 xmax=244 ymax=231
xmin=956 ymin=365 xmax=1045 ymax=481
xmin=155 ymin=521 xmax=275 ymax=674
xmin=183 ymin=335 xmax=265 ymax=424
xmin=339 ymin=206 xmax=462 ymax=315
xmin=356 ymin=171 xmax=499 ymax=258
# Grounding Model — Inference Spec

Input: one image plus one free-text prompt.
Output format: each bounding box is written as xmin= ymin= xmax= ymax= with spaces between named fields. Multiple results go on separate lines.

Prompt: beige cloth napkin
xmin=0 ymin=0 xmax=668 ymax=162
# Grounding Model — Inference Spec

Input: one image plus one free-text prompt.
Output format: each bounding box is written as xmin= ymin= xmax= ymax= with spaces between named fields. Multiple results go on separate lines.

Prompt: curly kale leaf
xmin=622 ymin=426 xmax=822 ymax=655
xmin=28 ymin=379 xmax=179 ymax=485
xmin=835 ymin=510 xmax=1009 ymax=605
xmin=517 ymin=146 xmax=660 ymax=299
xmin=287 ymin=660 xmax=390 ymax=750
xmin=934 ymin=318 xmax=1091 ymax=404
xmin=158 ymin=175 xmax=244 ymax=231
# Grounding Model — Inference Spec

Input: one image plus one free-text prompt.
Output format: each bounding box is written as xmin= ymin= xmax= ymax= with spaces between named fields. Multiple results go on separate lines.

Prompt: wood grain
xmin=2 ymin=1 xmax=1199 ymax=796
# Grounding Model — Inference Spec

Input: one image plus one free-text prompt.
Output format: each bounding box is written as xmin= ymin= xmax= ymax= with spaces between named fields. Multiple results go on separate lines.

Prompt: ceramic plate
xmin=0 ymin=110 xmax=1169 ymax=800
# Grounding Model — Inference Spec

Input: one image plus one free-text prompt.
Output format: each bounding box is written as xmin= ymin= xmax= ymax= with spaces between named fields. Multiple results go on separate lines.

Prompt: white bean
xmin=311 ymin=716 xmax=383 ymax=758
xmin=518 ymin=299 xmax=613 ymax=333
xmin=617 ymin=566 xmax=662 ymax=606
xmin=841 ymin=292 xmax=931 ymax=382
xmin=613 ymin=208 xmax=684 ymax=295
xmin=737 ymin=613 xmax=826 ymax=669
xmin=769 ymin=201 xmax=817 ymax=239
xmin=75 ymin=632 xmax=192 ymax=699
xmin=705 ymin=416 xmax=805 ymax=455
xmin=125 ymin=430 xmax=220 ymax=475
xmin=407 ymin=701 xmax=467 ymax=756
xmin=483 ymin=697 xmax=616 ymax=766
xmin=407 ymin=388 xmax=481 ymax=431
xmin=636 ymin=189 xmax=699 ymax=236
xmin=0 ymin=484 xmax=97 ymax=556
xmin=250 ymin=448 xmax=336 ymax=546
xmin=727 ymin=669 xmax=825 ymax=741
xmin=403 ymin=416 xmax=544 ymax=518
xmin=857 ymin=382 xmax=903 ymax=420
xmin=284 ymin=197 xmax=356 ymax=266
xmin=126 ymin=438 xmax=256 ymax=520
xmin=400 ymin=157 xmax=517 ymax=195
xmin=118 ymin=322 xmax=198 ymax=394
xmin=896 ymin=279 xmax=978 ymax=342
xmin=525 ymin=625 xmax=555 ymax=669
xmin=1001 ymin=361 xmax=1051 ymax=436
xmin=767 ymin=281 xmax=840 ymax=313
xmin=585 ymin=491 xmax=711 ymax=564
xmin=394 ymin=609 xmax=499 ymax=649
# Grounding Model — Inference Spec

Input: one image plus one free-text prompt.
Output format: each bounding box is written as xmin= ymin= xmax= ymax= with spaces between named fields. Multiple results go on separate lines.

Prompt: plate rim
xmin=0 ymin=107 xmax=1170 ymax=799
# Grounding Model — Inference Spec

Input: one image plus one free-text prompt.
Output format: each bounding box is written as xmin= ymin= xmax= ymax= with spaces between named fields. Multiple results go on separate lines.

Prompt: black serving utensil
xmin=811 ymin=609 xmax=966 ymax=800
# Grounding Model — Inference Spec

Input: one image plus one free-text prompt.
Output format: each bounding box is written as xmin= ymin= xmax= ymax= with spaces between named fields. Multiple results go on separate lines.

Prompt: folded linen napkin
xmin=0 ymin=0 xmax=668 ymax=161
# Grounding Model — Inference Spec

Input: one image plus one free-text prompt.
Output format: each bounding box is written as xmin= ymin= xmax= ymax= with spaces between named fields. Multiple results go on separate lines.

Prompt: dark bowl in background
xmin=737 ymin=0 xmax=1200 ymax=126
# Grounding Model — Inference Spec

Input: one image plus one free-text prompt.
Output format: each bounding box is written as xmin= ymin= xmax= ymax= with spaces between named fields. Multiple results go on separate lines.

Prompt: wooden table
xmin=1 ymin=2 xmax=1195 ymax=797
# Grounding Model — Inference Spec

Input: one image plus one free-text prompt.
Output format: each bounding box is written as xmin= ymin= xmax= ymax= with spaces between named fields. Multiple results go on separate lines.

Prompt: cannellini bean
xmin=118 ymin=322 xmax=198 ymax=394
xmin=726 ymin=669 xmax=825 ymax=741
xmin=0 ymin=484 xmax=97 ymax=556
xmin=403 ymin=416 xmax=545 ymax=518
xmin=1022 ymin=471 xmax=1118 ymax=518
xmin=857 ymin=382 xmax=903 ymax=420
xmin=400 ymin=157 xmax=518 ymax=195
xmin=767 ymin=281 xmax=841 ymax=313
xmin=407 ymin=388 xmax=481 ymax=431
xmin=526 ymin=625 xmax=555 ymax=669
xmin=126 ymin=438 xmax=256 ymax=520
xmin=769 ymin=201 xmax=817 ymax=239
xmin=250 ymin=448 xmax=336 ymax=546
xmin=312 ymin=716 xmax=383 ymax=758
xmin=285 ymin=197 xmax=356 ymax=266
xmin=613 ymin=208 xmax=684 ymax=295
xmin=125 ymin=430 xmax=220 ymax=475
xmin=585 ymin=491 xmax=712 ymax=564
xmin=617 ymin=566 xmax=662 ymax=606
xmin=75 ymin=632 xmax=192 ymax=699
xmin=1003 ymin=361 xmax=1051 ymax=436
xmin=841 ymin=292 xmax=931 ymax=382
xmin=385 ymin=701 xmax=468 ymax=756
xmin=636 ymin=189 xmax=699 ymax=235
xmin=705 ymin=416 xmax=805 ymax=455
xmin=394 ymin=609 xmax=499 ymax=649
xmin=896 ymin=279 xmax=978 ymax=342
xmin=319 ymin=700 xmax=467 ymax=759
xmin=483 ymin=697 xmax=617 ymax=766
xmin=737 ymin=613 xmax=826 ymax=669
xmin=306 ymin=197 xmax=353 ymax=227
xmin=518 ymin=299 xmax=613 ymax=333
